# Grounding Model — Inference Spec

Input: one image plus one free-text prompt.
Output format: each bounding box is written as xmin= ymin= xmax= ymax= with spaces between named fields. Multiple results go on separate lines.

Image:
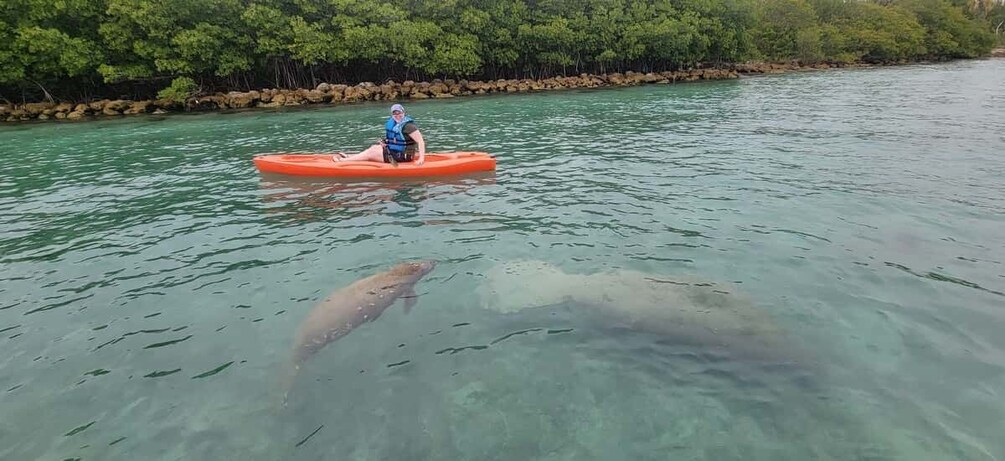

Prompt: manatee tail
xmin=276 ymin=360 xmax=303 ymax=411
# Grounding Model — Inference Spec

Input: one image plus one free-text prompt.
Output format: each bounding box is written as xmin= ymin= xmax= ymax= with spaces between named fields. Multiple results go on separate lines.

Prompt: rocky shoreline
xmin=0 ymin=62 xmax=872 ymax=123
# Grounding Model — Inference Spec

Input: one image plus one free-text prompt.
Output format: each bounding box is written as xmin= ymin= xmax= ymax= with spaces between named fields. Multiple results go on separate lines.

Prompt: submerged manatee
xmin=478 ymin=260 xmax=803 ymax=363
xmin=283 ymin=260 xmax=436 ymax=401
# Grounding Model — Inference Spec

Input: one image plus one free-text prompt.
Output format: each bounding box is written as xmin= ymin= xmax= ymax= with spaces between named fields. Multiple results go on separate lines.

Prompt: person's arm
xmin=409 ymin=129 xmax=425 ymax=165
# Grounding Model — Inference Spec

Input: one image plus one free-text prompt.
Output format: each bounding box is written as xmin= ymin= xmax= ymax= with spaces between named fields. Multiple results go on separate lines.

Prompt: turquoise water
xmin=1 ymin=59 xmax=1003 ymax=460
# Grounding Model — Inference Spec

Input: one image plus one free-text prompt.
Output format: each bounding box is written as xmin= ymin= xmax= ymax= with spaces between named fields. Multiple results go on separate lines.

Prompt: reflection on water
xmin=258 ymin=173 xmax=497 ymax=223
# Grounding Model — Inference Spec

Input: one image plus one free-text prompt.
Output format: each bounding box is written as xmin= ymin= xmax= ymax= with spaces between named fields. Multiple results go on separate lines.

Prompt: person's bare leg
xmin=334 ymin=144 xmax=384 ymax=162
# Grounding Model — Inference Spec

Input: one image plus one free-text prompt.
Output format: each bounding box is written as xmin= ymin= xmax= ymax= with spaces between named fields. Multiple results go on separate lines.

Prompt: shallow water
xmin=1 ymin=59 xmax=1003 ymax=460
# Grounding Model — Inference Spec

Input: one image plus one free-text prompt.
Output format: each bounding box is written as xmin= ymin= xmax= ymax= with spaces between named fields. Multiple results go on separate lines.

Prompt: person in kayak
xmin=333 ymin=103 xmax=426 ymax=166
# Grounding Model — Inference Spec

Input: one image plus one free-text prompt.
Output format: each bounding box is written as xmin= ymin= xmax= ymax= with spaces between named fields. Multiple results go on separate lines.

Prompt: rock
xmin=23 ymin=102 xmax=56 ymax=116
xmin=187 ymin=97 xmax=219 ymax=111
xmin=88 ymin=99 xmax=110 ymax=111
xmin=55 ymin=103 xmax=74 ymax=113
xmin=102 ymin=106 xmax=122 ymax=116
xmin=316 ymin=82 xmax=331 ymax=92
xmin=288 ymin=89 xmax=311 ymax=105
xmin=378 ymin=83 xmax=396 ymax=96
xmin=55 ymin=112 xmax=67 ymax=120
xmin=67 ymin=111 xmax=85 ymax=120
xmin=428 ymin=82 xmax=449 ymax=96
xmin=105 ymin=100 xmax=131 ymax=111
xmin=305 ymin=89 xmax=330 ymax=103
xmin=226 ymin=91 xmax=258 ymax=108
xmin=342 ymin=87 xmax=359 ymax=102
xmin=124 ymin=101 xmax=152 ymax=114
xmin=73 ymin=104 xmax=89 ymax=113
xmin=153 ymin=99 xmax=181 ymax=110
xmin=37 ymin=114 xmax=49 ymax=120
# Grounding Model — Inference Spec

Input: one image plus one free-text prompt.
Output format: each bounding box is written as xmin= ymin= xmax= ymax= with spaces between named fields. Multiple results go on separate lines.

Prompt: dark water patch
xmin=665 ymin=226 xmax=707 ymax=238
xmin=144 ymin=312 xmax=162 ymax=318
xmin=215 ymin=325 xmax=227 ymax=332
xmin=435 ymin=345 xmax=490 ymax=355
xmin=295 ymin=424 xmax=324 ymax=448
xmin=387 ymin=360 xmax=411 ymax=368
xmin=629 ymin=254 xmax=694 ymax=263
xmin=91 ymin=324 xmax=108 ymax=330
xmin=191 ymin=361 xmax=234 ymax=379
xmin=546 ymin=328 xmax=574 ymax=335
xmin=126 ymin=328 xmax=173 ymax=335
xmin=451 ymin=322 xmax=470 ymax=328
xmin=490 ymin=328 xmax=544 ymax=345
xmin=0 ymin=324 xmax=20 ymax=334
xmin=252 ymin=318 xmax=263 ymax=322
xmin=109 ymin=437 xmax=127 ymax=446
xmin=84 ymin=369 xmax=110 ymax=377
xmin=95 ymin=327 xmax=175 ymax=351
xmin=645 ymin=278 xmax=690 ymax=285
xmin=143 ymin=335 xmax=192 ymax=349
xmin=193 ymin=278 xmax=229 ymax=291
xmin=885 ymin=262 xmax=1005 ymax=297
xmin=172 ymin=326 xmax=188 ymax=332
xmin=144 ymin=369 xmax=181 ymax=378
xmin=64 ymin=421 xmax=95 ymax=437
xmin=7 ymin=384 xmax=23 ymax=392
xmin=9 ymin=332 xmax=23 ymax=339
xmin=24 ymin=293 xmax=94 ymax=315
xmin=94 ymin=337 xmax=125 ymax=351
xmin=773 ymin=228 xmax=831 ymax=242
xmin=234 ymin=304 xmax=252 ymax=309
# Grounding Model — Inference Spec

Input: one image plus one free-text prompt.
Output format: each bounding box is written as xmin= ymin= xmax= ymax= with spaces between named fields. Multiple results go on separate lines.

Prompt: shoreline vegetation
xmin=2 ymin=0 xmax=1002 ymax=123
xmin=0 ymin=59 xmax=976 ymax=123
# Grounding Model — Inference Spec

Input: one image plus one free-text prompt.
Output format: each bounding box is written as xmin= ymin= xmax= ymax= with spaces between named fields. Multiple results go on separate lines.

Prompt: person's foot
xmin=332 ymin=152 xmax=347 ymax=162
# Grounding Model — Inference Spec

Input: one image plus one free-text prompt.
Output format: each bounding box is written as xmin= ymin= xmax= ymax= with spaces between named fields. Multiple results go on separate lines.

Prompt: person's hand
xmin=415 ymin=155 xmax=425 ymax=166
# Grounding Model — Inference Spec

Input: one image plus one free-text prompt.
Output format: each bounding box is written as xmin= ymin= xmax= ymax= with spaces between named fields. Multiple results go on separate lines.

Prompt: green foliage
xmin=895 ymin=0 xmax=996 ymax=57
xmin=751 ymin=0 xmax=819 ymax=60
xmin=156 ymin=76 xmax=198 ymax=102
xmin=0 ymin=0 xmax=999 ymax=100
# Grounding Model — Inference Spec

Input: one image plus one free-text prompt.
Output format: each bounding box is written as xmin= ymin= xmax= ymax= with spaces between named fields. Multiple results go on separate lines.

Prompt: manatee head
xmin=389 ymin=260 xmax=436 ymax=281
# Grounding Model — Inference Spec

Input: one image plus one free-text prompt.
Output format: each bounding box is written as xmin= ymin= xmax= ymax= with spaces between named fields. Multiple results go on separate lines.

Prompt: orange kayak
xmin=253 ymin=152 xmax=496 ymax=178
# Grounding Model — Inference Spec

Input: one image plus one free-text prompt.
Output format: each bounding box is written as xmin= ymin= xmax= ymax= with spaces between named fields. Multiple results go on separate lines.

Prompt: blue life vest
xmin=384 ymin=116 xmax=415 ymax=154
